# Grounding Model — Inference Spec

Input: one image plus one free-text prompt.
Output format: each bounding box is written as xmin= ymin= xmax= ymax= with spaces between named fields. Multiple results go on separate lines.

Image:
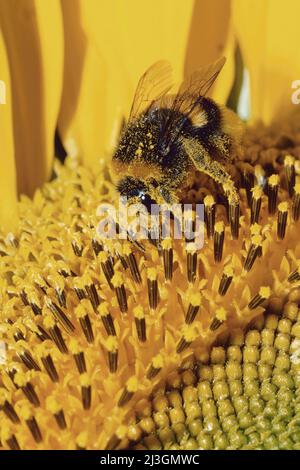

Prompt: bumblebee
xmin=112 ymin=58 xmax=243 ymax=211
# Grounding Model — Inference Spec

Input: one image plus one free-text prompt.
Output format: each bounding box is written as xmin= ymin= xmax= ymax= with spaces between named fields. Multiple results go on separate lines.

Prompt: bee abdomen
xmin=189 ymin=97 xmax=221 ymax=135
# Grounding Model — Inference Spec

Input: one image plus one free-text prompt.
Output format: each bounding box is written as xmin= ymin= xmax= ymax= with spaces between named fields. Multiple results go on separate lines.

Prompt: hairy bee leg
xmin=182 ymin=137 xmax=240 ymax=238
xmin=181 ymin=137 xmax=239 ymax=205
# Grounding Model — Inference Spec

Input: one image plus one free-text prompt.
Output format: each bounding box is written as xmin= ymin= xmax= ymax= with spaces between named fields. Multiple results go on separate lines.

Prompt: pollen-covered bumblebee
xmin=112 ymin=58 xmax=243 ymax=210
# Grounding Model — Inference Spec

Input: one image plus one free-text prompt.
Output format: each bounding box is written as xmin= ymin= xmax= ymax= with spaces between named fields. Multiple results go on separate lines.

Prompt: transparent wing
xmin=161 ymin=56 xmax=226 ymax=144
xmin=128 ymin=60 xmax=173 ymax=123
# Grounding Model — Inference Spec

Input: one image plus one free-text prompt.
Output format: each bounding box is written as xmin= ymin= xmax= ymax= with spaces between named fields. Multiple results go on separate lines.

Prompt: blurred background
xmin=0 ymin=0 xmax=300 ymax=229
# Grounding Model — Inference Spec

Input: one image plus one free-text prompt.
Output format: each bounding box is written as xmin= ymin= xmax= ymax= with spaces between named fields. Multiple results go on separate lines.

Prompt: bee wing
xmin=174 ymin=56 xmax=225 ymax=112
xmin=128 ymin=60 xmax=173 ymax=123
xmin=161 ymin=56 xmax=226 ymax=143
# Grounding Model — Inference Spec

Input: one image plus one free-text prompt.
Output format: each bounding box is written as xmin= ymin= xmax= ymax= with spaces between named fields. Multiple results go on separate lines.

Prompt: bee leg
xmin=207 ymin=132 xmax=232 ymax=162
xmin=181 ymin=137 xmax=239 ymax=205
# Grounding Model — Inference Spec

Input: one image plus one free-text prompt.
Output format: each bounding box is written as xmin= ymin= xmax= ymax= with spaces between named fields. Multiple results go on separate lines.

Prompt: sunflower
xmin=1 ymin=0 xmax=300 ymax=451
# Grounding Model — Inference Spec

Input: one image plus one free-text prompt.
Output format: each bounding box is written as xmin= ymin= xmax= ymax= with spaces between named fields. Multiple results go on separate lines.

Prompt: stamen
xmin=185 ymin=292 xmax=201 ymax=324
xmin=20 ymin=289 xmax=29 ymax=306
xmin=19 ymin=405 xmax=42 ymax=442
xmin=146 ymin=354 xmax=164 ymax=379
xmin=7 ymin=367 xmax=18 ymax=386
xmin=19 ymin=350 xmax=41 ymax=372
xmin=36 ymin=325 xmax=51 ymax=341
xmin=84 ymin=281 xmax=100 ymax=311
xmin=186 ymin=243 xmax=197 ymax=283
xmin=74 ymin=352 xmax=87 ymax=374
xmin=45 ymin=297 xmax=75 ymax=334
xmin=71 ymin=236 xmax=83 ymax=257
xmin=75 ymin=303 xmax=94 ymax=343
xmin=26 ymin=416 xmax=43 ymax=443
xmin=3 ymin=402 xmax=20 ymax=423
xmin=284 ymin=155 xmax=295 ymax=197
xmin=277 ymin=202 xmax=288 ymax=239
xmin=105 ymin=426 xmax=127 ymax=450
xmin=56 ymin=260 xmax=75 ymax=278
xmin=92 ymin=238 xmax=103 ymax=256
xmin=229 ymin=197 xmax=240 ymax=239
xmin=244 ymin=235 xmax=263 ymax=272
xmin=98 ymin=251 xmax=114 ymax=289
xmin=6 ymin=434 xmax=21 ymax=450
xmin=210 ymin=307 xmax=227 ymax=331
xmin=116 ymin=251 xmax=129 ymax=270
xmin=44 ymin=316 xmax=68 ymax=354
xmin=69 ymin=339 xmax=87 ymax=373
xmin=204 ymin=195 xmax=216 ymax=239
xmin=149 ymin=217 xmax=162 ymax=248
xmin=267 ymin=175 xmax=279 ymax=215
xmin=288 ymin=266 xmax=300 ymax=283
xmin=118 ymin=377 xmax=138 ymax=407
xmin=13 ymin=328 xmax=25 ymax=342
xmin=80 ymin=374 xmax=92 ymax=410
xmin=105 ymin=336 xmax=118 ymax=373
xmin=48 ymin=274 xmax=66 ymax=308
xmin=112 ymin=273 xmax=128 ymax=313
xmin=30 ymin=302 xmax=42 ymax=316
xmin=40 ymin=354 xmax=59 ymax=382
xmin=250 ymin=186 xmax=263 ymax=224
xmin=14 ymin=373 xmax=40 ymax=407
xmin=55 ymin=288 xmax=66 ymax=308
xmin=248 ymin=286 xmax=271 ymax=310
xmin=292 ymin=183 xmax=300 ymax=221
xmin=176 ymin=327 xmax=197 ymax=353
xmin=162 ymin=238 xmax=173 ymax=281
xmin=0 ymin=393 xmax=19 ymax=423
xmin=73 ymin=284 xmax=87 ymax=301
xmin=218 ymin=266 xmax=234 ymax=296
xmin=123 ymin=244 xmax=141 ymax=283
xmin=147 ymin=268 xmax=159 ymax=310
xmin=36 ymin=274 xmax=49 ymax=294
xmin=98 ymin=302 xmax=116 ymax=336
xmin=51 ymin=325 xmax=68 ymax=353
xmin=26 ymin=289 xmax=42 ymax=315
xmin=214 ymin=222 xmax=225 ymax=263
xmin=54 ymin=410 xmax=67 ymax=430
xmin=134 ymin=305 xmax=146 ymax=342
xmin=46 ymin=396 xmax=67 ymax=430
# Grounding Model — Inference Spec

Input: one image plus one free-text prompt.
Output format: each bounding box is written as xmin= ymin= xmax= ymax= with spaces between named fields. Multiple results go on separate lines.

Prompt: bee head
xmin=116 ymin=176 xmax=157 ymax=211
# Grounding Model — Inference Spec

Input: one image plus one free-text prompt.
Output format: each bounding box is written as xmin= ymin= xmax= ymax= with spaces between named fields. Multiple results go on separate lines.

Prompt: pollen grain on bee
xmin=96 ymin=197 xmax=204 ymax=249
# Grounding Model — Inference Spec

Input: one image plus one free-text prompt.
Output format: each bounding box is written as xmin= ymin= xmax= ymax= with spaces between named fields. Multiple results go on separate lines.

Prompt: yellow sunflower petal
xmin=211 ymin=21 xmax=235 ymax=105
xmin=184 ymin=0 xmax=234 ymax=105
xmin=232 ymin=0 xmax=300 ymax=124
xmin=58 ymin=0 xmax=196 ymax=166
xmin=0 ymin=0 xmax=63 ymax=196
xmin=0 ymin=28 xmax=18 ymax=231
